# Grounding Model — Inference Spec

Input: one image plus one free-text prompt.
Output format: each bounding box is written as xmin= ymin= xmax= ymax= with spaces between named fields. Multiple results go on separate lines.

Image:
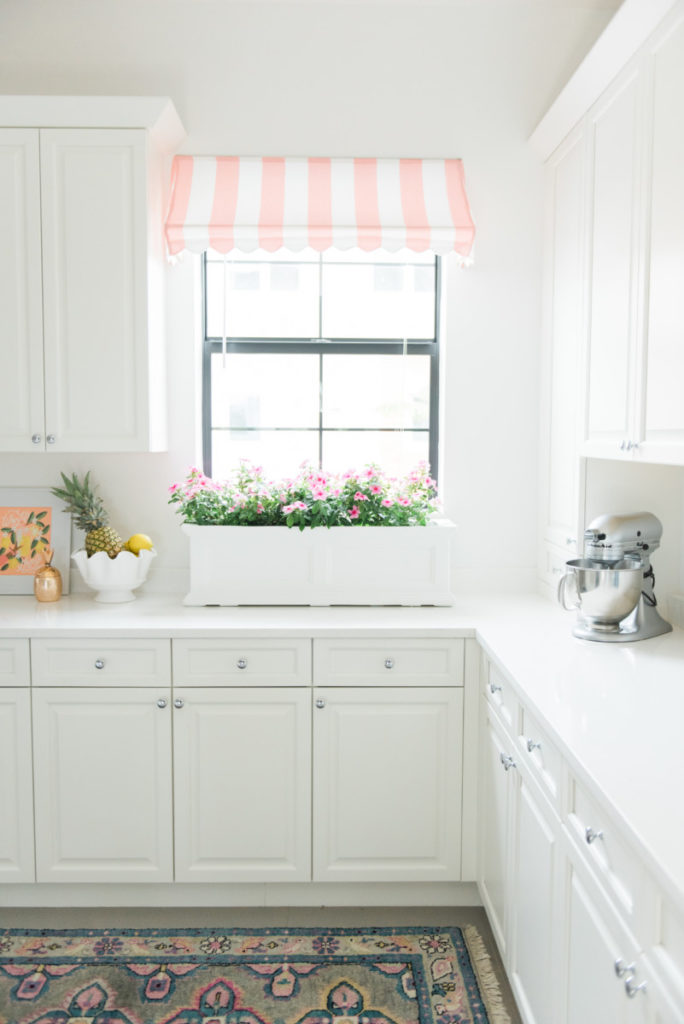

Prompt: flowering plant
xmin=169 ymin=461 xmax=439 ymax=530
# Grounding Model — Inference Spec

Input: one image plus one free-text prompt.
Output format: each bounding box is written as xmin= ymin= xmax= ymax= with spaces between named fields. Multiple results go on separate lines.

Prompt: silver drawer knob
xmin=384 ymin=658 xmax=394 ymax=669
xmin=94 ymin=659 xmax=105 ymax=670
xmin=489 ymin=682 xmax=502 ymax=694
xmin=526 ymin=738 xmax=541 ymax=753
xmin=46 ymin=434 xmax=56 ymax=445
xmin=500 ymin=752 xmax=516 ymax=772
xmin=614 ymin=959 xmax=636 ymax=979
xmin=315 ymin=698 xmax=326 ymax=709
xmin=156 ymin=698 xmax=167 ymax=709
xmin=31 ymin=433 xmax=42 ymax=445
xmin=625 ymin=977 xmax=647 ymax=999
xmin=237 ymin=658 xmax=247 ymax=669
xmin=585 ymin=826 xmax=604 ymax=844
xmin=174 ymin=698 xmax=185 ymax=709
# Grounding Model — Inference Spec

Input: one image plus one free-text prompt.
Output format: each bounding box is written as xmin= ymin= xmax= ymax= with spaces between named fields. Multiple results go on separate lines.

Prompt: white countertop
xmin=1 ymin=591 xmax=683 ymax=910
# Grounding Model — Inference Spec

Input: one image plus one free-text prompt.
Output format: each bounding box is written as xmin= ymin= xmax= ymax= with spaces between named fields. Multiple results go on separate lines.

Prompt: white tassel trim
xmin=463 ymin=924 xmax=512 ymax=1024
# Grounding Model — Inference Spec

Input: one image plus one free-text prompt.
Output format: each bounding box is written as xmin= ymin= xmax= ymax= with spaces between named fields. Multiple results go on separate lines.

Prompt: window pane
xmin=206 ymin=260 xmax=319 ymax=338
xmin=322 ymin=430 xmax=429 ymax=477
xmin=321 ymin=261 xmax=435 ymax=339
xmin=211 ymin=429 xmax=319 ymax=480
xmin=323 ymin=354 xmax=430 ymax=429
xmin=321 ymin=247 xmax=434 ymax=265
xmin=211 ymin=353 xmax=319 ymax=428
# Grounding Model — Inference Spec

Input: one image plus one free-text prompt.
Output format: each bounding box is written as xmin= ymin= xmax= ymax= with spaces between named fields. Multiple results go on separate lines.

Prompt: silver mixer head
xmin=583 ymin=511 xmax=662 ymax=566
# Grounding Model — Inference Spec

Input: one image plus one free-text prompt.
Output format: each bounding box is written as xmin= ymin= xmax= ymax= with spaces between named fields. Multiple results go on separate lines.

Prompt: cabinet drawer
xmin=517 ymin=706 xmax=563 ymax=809
xmin=313 ymin=637 xmax=464 ymax=686
xmin=31 ymin=638 xmax=171 ymax=686
xmin=172 ymin=639 xmax=311 ymax=686
xmin=567 ymin=777 xmax=646 ymax=924
xmin=484 ymin=662 xmax=519 ymax=733
xmin=0 ymin=640 xmax=30 ymax=687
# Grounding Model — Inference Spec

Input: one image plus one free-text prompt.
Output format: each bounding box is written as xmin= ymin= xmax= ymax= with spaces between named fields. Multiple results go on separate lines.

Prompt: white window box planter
xmin=182 ymin=520 xmax=456 ymax=606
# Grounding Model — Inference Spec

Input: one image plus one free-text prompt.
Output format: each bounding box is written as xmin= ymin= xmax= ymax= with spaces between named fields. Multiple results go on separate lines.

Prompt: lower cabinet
xmin=312 ymin=685 xmax=463 ymax=881
xmin=0 ymin=687 xmax=34 ymax=882
xmin=172 ymin=687 xmax=311 ymax=882
xmin=479 ymin=702 xmax=513 ymax=955
xmin=32 ymin=687 xmax=173 ymax=883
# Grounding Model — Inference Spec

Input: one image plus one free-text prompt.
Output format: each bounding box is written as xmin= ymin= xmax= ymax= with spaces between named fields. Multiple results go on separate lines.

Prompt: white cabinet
xmin=0 ymin=98 xmax=184 ymax=453
xmin=32 ymin=686 xmax=173 ymax=882
xmin=312 ymin=685 xmax=463 ymax=881
xmin=0 ymin=688 xmax=34 ymax=882
xmin=538 ymin=123 xmax=587 ymax=591
xmin=173 ymin=687 xmax=311 ymax=882
xmin=479 ymin=701 xmax=514 ymax=956
xmin=0 ymin=130 xmax=44 ymax=453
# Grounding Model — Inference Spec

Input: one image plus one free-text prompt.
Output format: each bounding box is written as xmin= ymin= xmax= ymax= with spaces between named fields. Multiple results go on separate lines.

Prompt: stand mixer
xmin=558 ymin=512 xmax=673 ymax=642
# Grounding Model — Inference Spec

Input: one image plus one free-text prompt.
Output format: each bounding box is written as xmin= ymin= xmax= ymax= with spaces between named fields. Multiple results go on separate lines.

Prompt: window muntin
xmin=203 ymin=249 xmax=440 ymax=480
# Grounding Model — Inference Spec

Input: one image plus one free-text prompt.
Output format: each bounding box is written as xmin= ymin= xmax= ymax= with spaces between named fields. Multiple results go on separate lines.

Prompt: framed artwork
xmin=0 ymin=487 xmax=71 ymax=595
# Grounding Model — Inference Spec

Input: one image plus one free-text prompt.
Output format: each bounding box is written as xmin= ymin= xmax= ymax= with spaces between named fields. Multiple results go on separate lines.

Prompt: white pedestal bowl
xmin=72 ymin=548 xmax=156 ymax=603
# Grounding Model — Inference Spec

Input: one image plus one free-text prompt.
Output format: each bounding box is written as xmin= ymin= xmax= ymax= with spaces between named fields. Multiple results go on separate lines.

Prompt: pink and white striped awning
xmin=164 ymin=156 xmax=475 ymax=259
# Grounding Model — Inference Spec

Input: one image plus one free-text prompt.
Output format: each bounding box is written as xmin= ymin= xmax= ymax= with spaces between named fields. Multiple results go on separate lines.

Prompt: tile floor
xmin=0 ymin=906 xmax=521 ymax=1023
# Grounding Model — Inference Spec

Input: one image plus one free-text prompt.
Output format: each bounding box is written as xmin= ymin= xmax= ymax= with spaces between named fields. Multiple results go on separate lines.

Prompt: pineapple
xmin=51 ymin=472 xmax=123 ymax=558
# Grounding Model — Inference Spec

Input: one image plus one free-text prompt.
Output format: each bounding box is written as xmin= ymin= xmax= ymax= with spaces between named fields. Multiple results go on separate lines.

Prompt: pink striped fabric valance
xmin=164 ymin=156 xmax=475 ymax=259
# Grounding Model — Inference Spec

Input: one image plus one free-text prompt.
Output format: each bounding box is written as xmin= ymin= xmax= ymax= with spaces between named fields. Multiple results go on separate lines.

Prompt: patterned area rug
xmin=0 ymin=927 xmax=510 ymax=1024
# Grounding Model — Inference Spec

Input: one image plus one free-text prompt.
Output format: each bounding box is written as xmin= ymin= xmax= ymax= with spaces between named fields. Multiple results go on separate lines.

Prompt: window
xmin=203 ymin=248 xmax=441 ymax=480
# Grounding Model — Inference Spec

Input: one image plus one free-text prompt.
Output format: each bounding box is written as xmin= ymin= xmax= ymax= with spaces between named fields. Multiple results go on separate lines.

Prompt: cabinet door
xmin=509 ymin=777 xmax=561 ymax=1024
xmin=313 ymin=686 xmax=462 ymax=881
xmin=479 ymin=704 xmax=514 ymax=959
xmin=40 ymin=128 xmax=152 ymax=452
xmin=32 ymin=687 xmax=173 ymax=882
xmin=583 ymin=67 xmax=642 ymax=458
xmin=0 ymin=129 xmax=45 ymax=452
xmin=0 ymin=688 xmax=35 ymax=881
xmin=540 ymin=126 xmax=586 ymax=565
xmin=639 ymin=12 xmax=684 ymax=463
xmin=173 ymin=687 xmax=311 ymax=882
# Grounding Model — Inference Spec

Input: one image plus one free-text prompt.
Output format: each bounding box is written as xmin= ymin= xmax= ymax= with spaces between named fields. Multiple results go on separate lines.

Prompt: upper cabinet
xmin=0 ymin=98 xmax=184 ymax=453
xmin=534 ymin=0 xmax=684 ymax=473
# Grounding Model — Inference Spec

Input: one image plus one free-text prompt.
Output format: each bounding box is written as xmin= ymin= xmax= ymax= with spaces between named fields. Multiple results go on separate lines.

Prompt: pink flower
xmin=257 ymin=503 xmax=264 ymax=514
xmin=282 ymin=504 xmax=295 ymax=515
xmin=168 ymin=483 xmax=180 ymax=493
xmin=354 ymin=491 xmax=368 ymax=502
xmin=381 ymin=498 xmax=394 ymax=507
xmin=349 ymin=506 xmax=360 ymax=519
xmin=364 ymin=468 xmax=375 ymax=478
xmin=370 ymin=484 xmax=382 ymax=495
xmin=312 ymin=488 xmax=327 ymax=500
xmin=398 ymin=496 xmax=411 ymax=507
xmin=332 ymin=488 xmax=341 ymax=497
xmin=294 ymin=501 xmax=308 ymax=511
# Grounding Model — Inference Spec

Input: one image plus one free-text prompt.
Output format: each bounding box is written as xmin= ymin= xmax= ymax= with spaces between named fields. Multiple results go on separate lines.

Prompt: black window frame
xmin=201 ymin=252 xmax=441 ymax=480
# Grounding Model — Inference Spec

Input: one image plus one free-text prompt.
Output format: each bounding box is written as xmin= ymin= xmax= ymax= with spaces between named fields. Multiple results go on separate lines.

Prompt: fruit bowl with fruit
xmin=51 ymin=473 xmax=156 ymax=603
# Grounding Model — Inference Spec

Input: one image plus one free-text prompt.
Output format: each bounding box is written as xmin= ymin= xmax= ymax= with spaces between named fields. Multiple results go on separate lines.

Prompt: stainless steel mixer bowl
xmin=558 ymin=556 xmax=644 ymax=630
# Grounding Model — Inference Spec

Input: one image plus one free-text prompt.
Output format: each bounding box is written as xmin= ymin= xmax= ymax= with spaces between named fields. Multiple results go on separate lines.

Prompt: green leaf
xmin=35 ymin=511 xmax=47 ymax=521
xmin=0 ymin=564 xmax=8 ymax=571
xmin=27 ymin=511 xmax=34 ymax=524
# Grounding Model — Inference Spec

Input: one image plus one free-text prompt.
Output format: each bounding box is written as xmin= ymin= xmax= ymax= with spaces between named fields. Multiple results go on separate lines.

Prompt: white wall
xmin=0 ymin=0 xmax=613 ymax=594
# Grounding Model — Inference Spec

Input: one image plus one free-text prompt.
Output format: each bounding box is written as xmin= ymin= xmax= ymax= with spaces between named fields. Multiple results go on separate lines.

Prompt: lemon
xmin=126 ymin=533 xmax=154 ymax=556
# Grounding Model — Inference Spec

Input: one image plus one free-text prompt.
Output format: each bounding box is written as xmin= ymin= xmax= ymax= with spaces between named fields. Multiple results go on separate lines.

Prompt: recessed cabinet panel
xmin=32 ymin=687 xmax=173 ymax=882
xmin=313 ymin=686 xmax=462 ymax=881
xmin=0 ymin=130 xmax=45 ymax=453
xmin=0 ymin=688 xmax=34 ymax=881
xmin=173 ymin=638 xmax=311 ymax=686
xmin=31 ymin=638 xmax=171 ymax=686
xmin=642 ymin=14 xmax=684 ymax=459
xmin=173 ymin=687 xmax=311 ymax=881
xmin=40 ymin=129 xmax=151 ymax=452
xmin=585 ymin=70 xmax=641 ymax=450
xmin=0 ymin=639 xmax=30 ymax=687
xmin=313 ymin=637 xmax=464 ymax=686
xmin=479 ymin=703 xmax=513 ymax=958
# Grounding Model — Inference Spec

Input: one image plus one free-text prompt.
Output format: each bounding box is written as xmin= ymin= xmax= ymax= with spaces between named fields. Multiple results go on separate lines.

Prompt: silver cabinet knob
xmin=46 ymin=434 xmax=56 ymax=445
xmin=625 ymin=977 xmax=647 ymax=999
xmin=94 ymin=659 xmax=105 ymax=670
xmin=526 ymin=738 xmax=541 ymax=753
xmin=31 ymin=433 xmax=42 ymax=445
xmin=174 ymin=698 xmax=184 ymax=709
xmin=615 ymin=960 xmax=636 ymax=979
xmin=500 ymin=752 xmax=516 ymax=772
xmin=315 ymin=698 xmax=326 ymax=709
xmin=384 ymin=658 xmax=394 ymax=669
xmin=565 ymin=537 xmax=575 ymax=546
xmin=585 ymin=826 xmax=604 ymax=844
xmin=489 ymin=682 xmax=502 ymax=694
xmin=237 ymin=658 xmax=247 ymax=669
xmin=619 ymin=439 xmax=627 ymax=451
xmin=156 ymin=698 xmax=167 ymax=709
